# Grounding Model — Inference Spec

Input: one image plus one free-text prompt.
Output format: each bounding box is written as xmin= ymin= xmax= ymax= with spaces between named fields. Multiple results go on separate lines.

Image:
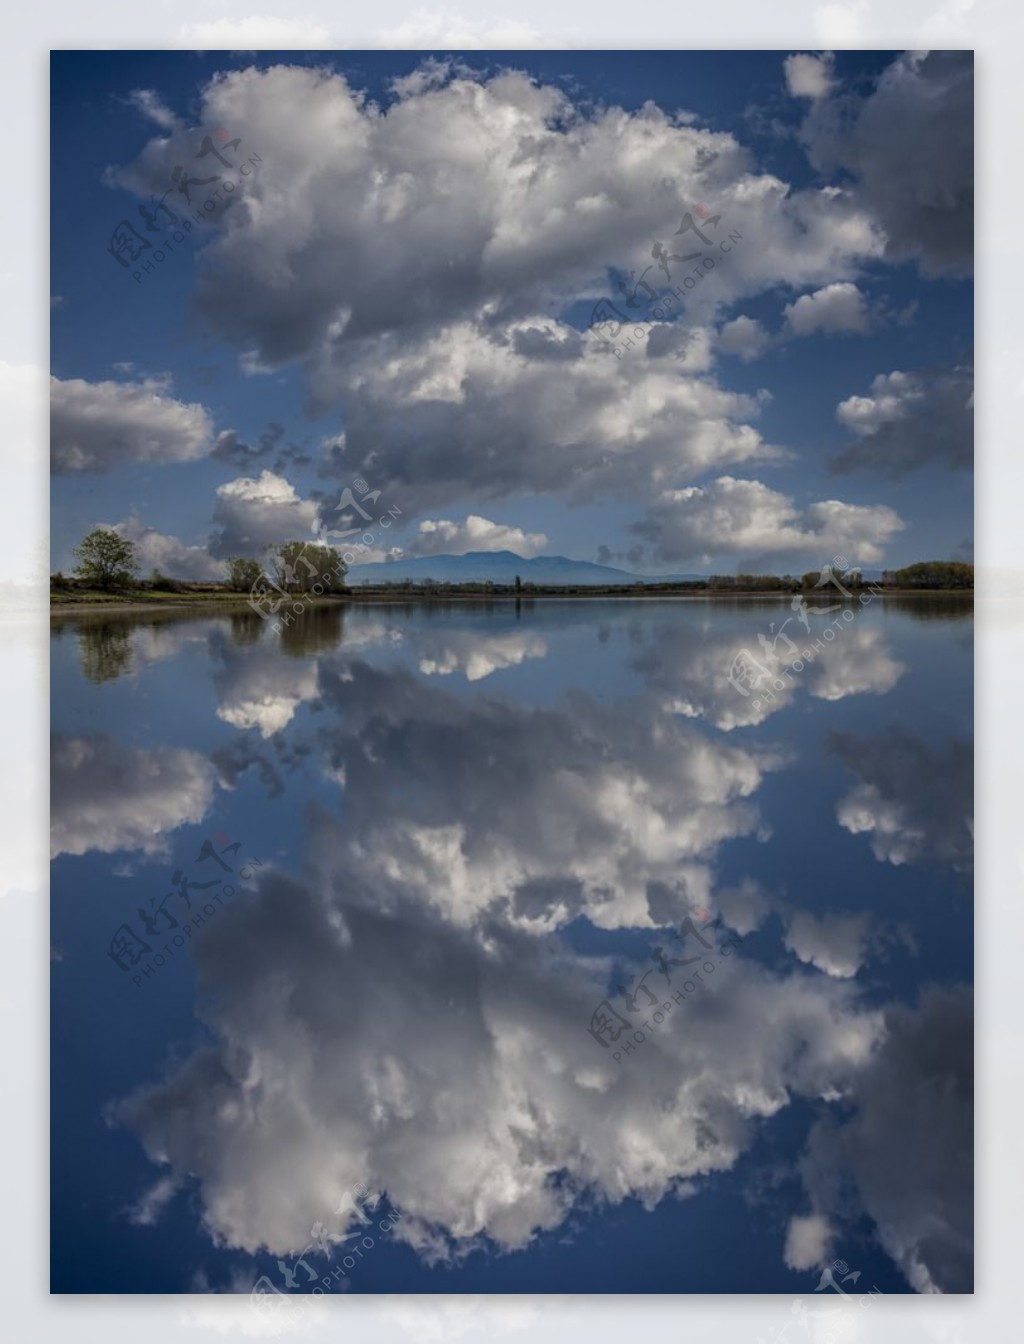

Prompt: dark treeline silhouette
xmin=880 ymin=561 xmax=974 ymax=590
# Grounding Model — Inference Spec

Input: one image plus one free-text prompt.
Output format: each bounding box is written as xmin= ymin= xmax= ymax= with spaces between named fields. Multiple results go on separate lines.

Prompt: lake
xmin=50 ymin=596 xmax=973 ymax=1296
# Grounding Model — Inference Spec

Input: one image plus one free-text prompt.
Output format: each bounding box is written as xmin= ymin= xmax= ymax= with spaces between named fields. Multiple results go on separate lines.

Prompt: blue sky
xmin=51 ymin=49 xmax=972 ymax=578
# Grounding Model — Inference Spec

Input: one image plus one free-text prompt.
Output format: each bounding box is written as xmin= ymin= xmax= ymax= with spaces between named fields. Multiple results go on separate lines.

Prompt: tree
xmin=73 ymin=528 xmax=137 ymax=590
xmin=225 ymin=557 xmax=265 ymax=593
xmin=272 ymin=542 xmax=347 ymax=593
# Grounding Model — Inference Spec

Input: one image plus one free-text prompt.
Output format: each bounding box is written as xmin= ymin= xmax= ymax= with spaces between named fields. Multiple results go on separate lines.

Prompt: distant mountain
xmin=347 ymin=550 xmax=706 ymax=586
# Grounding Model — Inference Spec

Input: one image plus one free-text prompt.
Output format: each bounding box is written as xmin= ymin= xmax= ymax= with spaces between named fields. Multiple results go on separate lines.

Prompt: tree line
xmin=51 ymin=528 xmax=347 ymax=594
xmin=51 ymin=529 xmax=975 ymax=596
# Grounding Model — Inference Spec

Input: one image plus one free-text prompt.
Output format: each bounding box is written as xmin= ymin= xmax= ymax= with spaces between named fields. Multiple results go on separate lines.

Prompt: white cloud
xmin=716 ymin=315 xmax=771 ymax=362
xmin=113 ymin=851 xmax=883 ymax=1259
xmin=783 ymin=1212 xmax=835 ymax=1270
xmin=784 ymin=281 xmax=870 ymax=336
xmin=210 ymin=470 xmax=319 ymax=559
xmin=782 ymin=910 xmax=871 ymax=979
xmin=833 ymin=729 xmax=973 ymax=871
xmin=418 ymin=631 xmax=548 ymax=682
xmin=51 ymin=734 xmax=217 ymax=858
xmin=410 ymin=515 xmax=548 ymax=558
xmin=796 ymin=988 xmax=972 ymax=1292
xmin=633 ymin=475 xmax=904 ymax=568
xmin=127 ymin=89 xmax=178 ymax=130
xmin=784 ymin=54 xmax=835 ymax=101
xmin=798 ymin=50 xmax=972 ymax=275
xmin=50 ymin=375 xmax=215 ymax=473
xmin=108 ymin=517 xmax=224 ymax=581
xmin=212 ymin=636 xmax=320 ymax=739
xmin=302 ymin=316 xmax=784 ymax=512
xmin=310 ymin=664 xmax=782 ymax=933
xmin=641 ymin=600 xmax=905 ymax=732
xmin=105 ymin=62 xmax=886 ymax=512
xmin=834 ymin=365 xmax=972 ymax=474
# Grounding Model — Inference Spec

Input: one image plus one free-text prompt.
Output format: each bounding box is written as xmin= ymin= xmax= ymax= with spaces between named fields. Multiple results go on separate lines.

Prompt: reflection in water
xmin=228 ymin=609 xmax=266 ymax=648
xmin=832 ymin=728 xmax=973 ymax=873
xmin=75 ymin=618 xmax=133 ymax=683
xmin=51 ymin=598 xmax=973 ymax=1294
xmin=279 ymin=603 xmax=346 ymax=657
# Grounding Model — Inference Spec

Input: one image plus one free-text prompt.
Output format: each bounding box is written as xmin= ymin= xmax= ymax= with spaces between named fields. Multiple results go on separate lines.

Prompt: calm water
xmin=51 ymin=597 xmax=972 ymax=1295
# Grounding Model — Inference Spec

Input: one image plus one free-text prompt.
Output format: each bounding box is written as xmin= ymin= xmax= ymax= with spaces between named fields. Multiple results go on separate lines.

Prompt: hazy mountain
xmin=347 ymin=550 xmax=704 ymax=587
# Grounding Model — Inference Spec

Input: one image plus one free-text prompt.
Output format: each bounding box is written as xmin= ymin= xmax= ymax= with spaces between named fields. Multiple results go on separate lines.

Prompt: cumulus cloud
xmin=417 ymin=630 xmax=548 ymax=682
xmin=211 ymin=630 xmax=321 ymax=737
xmin=798 ymin=51 xmax=973 ymax=275
xmin=633 ymin=475 xmax=904 ymax=568
xmin=782 ymin=910 xmax=871 ymax=979
xmin=304 ymin=318 xmax=785 ymax=510
xmin=306 ymin=659 xmax=782 ymax=932
xmin=112 ymin=842 xmax=883 ymax=1260
xmin=104 ymin=62 xmax=887 ymax=513
xmin=832 ymin=729 xmax=973 ymax=871
xmin=51 ymin=733 xmax=217 ymax=858
xmin=637 ymin=606 xmax=905 ymax=732
xmin=796 ymin=986 xmax=972 ymax=1292
xmin=408 ymin=515 xmax=548 ymax=558
xmin=716 ymin=315 xmax=771 ymax=362
xmin=784 ymin=281 xmax=870 ymax=336
xmin=50 ymin=375 xmax=215 ymax=473
xmin=783 ymin=1212 xmax=834 ymax=1270
xmin=108 ymin=517 xmax=224 ymax=581
xmin=127 ymin=88 xmax=179 ymax=131
xmin=211 ymin=423 xmax=292 ymax=472
xmin=784 ymin=54 xmax=835 ymax=101
xmin=833 ymin=365 xmax=973 ymax=475
xmin=209 ymin=470 xmax=320 ymax=559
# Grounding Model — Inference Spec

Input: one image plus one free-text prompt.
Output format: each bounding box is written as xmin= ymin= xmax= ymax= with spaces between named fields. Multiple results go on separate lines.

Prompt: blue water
xmin=50 ymin=596 xmax=972 ymax=1295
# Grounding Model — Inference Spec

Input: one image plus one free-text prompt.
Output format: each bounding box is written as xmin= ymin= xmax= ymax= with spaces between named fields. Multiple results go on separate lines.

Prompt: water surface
xmin=51 ymin=597 xmax=973 ymax=1295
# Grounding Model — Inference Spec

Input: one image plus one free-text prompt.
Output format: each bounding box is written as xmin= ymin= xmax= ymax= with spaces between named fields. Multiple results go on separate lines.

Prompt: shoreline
xmin=50 ymin=588 xmax=975 ymax=616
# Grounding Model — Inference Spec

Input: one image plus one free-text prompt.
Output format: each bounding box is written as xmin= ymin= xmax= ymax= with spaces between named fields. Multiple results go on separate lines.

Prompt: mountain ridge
xmin=347 ymin=549 xmax=706 ymax=586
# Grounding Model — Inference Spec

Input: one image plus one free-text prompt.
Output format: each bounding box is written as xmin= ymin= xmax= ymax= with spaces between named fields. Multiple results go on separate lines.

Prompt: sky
xmin=50 ymin=48 xmax=973 ymax=580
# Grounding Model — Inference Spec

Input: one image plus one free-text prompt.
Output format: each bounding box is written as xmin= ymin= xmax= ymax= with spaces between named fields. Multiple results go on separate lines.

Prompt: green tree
xmin=73 ymin=528 xmax=137 ymax=590
xmin=272 ymin=542 xmax=347 ymax=593
xmin=884 ymin=561 xmax=973 ymax=590
xmin=225 ymin=556 xmax=265 ymax=592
